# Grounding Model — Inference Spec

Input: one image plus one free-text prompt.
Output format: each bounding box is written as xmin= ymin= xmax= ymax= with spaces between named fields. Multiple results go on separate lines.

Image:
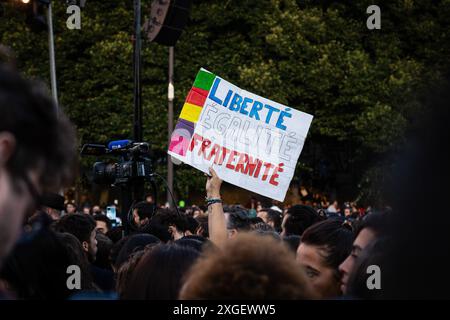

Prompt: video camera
xmin=81 ymin=139 xmax=154 ymax=186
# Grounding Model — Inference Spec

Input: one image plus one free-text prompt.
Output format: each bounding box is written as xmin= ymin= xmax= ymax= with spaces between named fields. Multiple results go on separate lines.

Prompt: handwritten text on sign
xmin=168 ymin=69 xmax=313 ymax=201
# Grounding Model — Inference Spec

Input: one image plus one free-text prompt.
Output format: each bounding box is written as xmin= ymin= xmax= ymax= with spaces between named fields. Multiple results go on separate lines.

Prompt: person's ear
xmin=0 ymin=132 xmax=16 ymax=166
xmin=229 ymin=229 xmax=237 ymax=238
xmin=82 ymin=241 xmax=89 ymax=252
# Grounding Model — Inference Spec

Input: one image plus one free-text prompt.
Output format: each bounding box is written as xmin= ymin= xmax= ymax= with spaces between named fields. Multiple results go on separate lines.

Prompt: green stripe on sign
xmin=193 ymin=69 xmax=216 ymax=91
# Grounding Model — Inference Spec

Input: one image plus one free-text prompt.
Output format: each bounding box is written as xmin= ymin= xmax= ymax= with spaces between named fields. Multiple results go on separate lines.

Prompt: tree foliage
xmin=1 ymin=0 xmax=449 ymax=203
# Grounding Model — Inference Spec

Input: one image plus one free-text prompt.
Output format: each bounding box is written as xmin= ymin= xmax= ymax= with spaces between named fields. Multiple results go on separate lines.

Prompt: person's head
xmin=223 ymin=206 xmax=251 ymax=238
xmin=253 ymin=229 xmax=282 ymax=241
xmin=93 ymin=232 xmax=114 ymax=270
xmin=114 ymin=234 xmax=160 ymax=270
xmin=110 ymin=235 xmax=130 ymax=272
xmin=250 ymin=218 xmax=281 ymax=240
xmin=175 ymin=237 xmax=204 ymax=252
xmin=115 ymin=249 xmax=146 ymax=297
xmin=56 ymin=232 xmax=95 ymax=291
xmin=120 ymin=244 xmax=200 ymax=300
xmin=195 ymin=216 xmax=209 ymax=238
xmin=54 ymin=213 xmax=97 ymax=262
xmin=281 ymin=205 xmax=322 ymax=237
xmin=338 ymin=211 xmax=389 ymax=294
xmin=258 ymin=208 xmax=283 ymax=232
xmin=185 ymin=216 xmax=199 ymax=235
xmin=250 ymin=219 xmax=275 ymax=232
xmin=92 ymin=205 xmax=102 ymax=215
xmin=82 ymin=205 xmax=91 ymax=215
xmin=0 ymin=216 xmax=74 ymax=299
xmin=180 ymin=233 xmax=315 ymax=299
xmin=145 ymin=194 xmax=154 ymax=204
xmin=132 ymin=201 xmax=155 ymax=226
xmin=297 ymin=219 xmax=354 ymax=298
xmin=94 ymin=214 xmax=112 ymax=234
xmin=40 ymin=192 xmax=65 ymax=221
xmin=192 ymin=206 xmax=203 ymax=218
xmin=0 ymin=66 xmax=76 ymax=267
xmin=65 ymin=203 xmax=77 ymax=214
xmin=151 ymin=209 xmax=189 ymax=240
xmin=257 ymin=209 xmax=269 ymax=223
xmin=283 ymin=235 xmax=301 ymax=253
xmin=345 ymin=237 xmax=389 ymax=299
xmin=344 ymin=207 xmax=352 ymax=217
xmin=106 ymin=226 xmax=124 ymax=244
xmin=139 ymin=219 xmax=172 ymax=243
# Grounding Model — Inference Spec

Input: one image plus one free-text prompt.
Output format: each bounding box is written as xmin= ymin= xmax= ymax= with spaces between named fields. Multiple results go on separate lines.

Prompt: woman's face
xmin=296 ymin=243 xmax=341 ymax=299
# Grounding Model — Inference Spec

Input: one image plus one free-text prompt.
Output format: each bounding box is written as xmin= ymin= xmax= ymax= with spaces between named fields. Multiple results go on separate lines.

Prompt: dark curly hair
xmin=179 ymin=233 xmax=316 ymax=299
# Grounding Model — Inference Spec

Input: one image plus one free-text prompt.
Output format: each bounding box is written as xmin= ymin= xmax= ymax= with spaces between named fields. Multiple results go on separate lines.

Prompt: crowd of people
xmin=0 ymin=177 xmax=390 ymax=300
xmin=1 ymin=57 xmax=450 ymax=300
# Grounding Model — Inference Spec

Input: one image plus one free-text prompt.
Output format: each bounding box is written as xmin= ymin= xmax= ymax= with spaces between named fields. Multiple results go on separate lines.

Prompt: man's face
xmin=92 ymin=205 xmax=101 ymax=214
xmin=0 ymin=168 xmax=41 ymax=266
xmin=297 ymin=243 xmax=341 ymax=298
xmin=339 ymin=227 xmax=377 ymax=294
xmin=83 ymin=207 xmax=91 ymax=215
xmin=95 ymin=221 xmax=108 ymax=234
xmin=344 ymin=208 xmax=351 ymax=217
xmin=67 ymin=204 xmax=76 ymax=214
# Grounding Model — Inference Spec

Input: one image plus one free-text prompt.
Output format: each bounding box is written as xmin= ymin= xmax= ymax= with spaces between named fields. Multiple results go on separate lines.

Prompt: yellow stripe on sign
xmin=179 ymin=103 xmax=203 ymax=123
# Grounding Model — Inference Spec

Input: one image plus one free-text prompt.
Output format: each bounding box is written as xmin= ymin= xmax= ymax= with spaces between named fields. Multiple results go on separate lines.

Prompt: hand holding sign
xmin=206 ymin=167 xmax=222 ymax=198
xmin=168 ymin=68 xmax=313 ymax=202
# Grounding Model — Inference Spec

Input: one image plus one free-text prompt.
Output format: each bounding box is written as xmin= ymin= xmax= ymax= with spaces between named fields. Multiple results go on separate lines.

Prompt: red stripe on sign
xmin=186 ymin=88 xmax=207 ymax=106
xmin=192 ymin=86 xmax=209 ymax=97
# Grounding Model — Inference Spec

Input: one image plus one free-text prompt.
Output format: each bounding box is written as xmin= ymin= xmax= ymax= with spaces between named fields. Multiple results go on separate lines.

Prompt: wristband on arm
xmin=205 ymin=197 xmax=222 ymax=207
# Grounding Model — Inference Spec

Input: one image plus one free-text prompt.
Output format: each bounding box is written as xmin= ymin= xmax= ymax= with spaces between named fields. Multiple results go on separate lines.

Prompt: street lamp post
xmin=167 ymin=46 xmax=174 ymax=207
xmin=45 ymin=1 xmax=58 ymax=111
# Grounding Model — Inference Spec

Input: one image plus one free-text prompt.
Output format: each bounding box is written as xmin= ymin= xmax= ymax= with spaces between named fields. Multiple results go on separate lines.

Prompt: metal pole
xmin=167 ymin=46 xmax=174 ymax=207
xmin=45 ymin=1 xmax=64 ymax=197
xmin=123 ymin=0 xmax=144 ymax=235
xmin=46 ymin=2 xmax=58 ymax=111
xmin=133 ymin=0 xmax=142 ymax=142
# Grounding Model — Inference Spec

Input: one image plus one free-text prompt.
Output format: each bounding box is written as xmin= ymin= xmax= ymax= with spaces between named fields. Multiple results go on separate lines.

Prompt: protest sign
xmin=168 ymin=68 xmax=313 ymax=201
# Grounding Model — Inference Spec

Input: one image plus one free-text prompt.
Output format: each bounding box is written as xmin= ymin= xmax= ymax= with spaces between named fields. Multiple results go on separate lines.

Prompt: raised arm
xmin=206 ymin=167 xmax=227 ymax=248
